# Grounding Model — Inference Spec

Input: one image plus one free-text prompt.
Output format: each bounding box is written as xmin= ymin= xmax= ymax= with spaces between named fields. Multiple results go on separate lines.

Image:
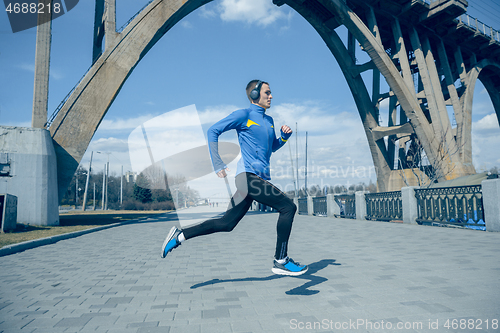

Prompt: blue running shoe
xmin=272 ymin=257 xmax=308 ymax=276
xmin=161 ymin=226 xmax=182 ymax=258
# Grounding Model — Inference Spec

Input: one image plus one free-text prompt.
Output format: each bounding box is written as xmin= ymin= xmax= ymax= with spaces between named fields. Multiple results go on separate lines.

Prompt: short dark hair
xmin=246 ymin=79 xmax=269 ymax=102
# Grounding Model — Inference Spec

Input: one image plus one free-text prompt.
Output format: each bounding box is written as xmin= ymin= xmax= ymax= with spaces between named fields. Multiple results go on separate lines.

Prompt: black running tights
xmin=182 ymin=172 xmax=297 ymax=260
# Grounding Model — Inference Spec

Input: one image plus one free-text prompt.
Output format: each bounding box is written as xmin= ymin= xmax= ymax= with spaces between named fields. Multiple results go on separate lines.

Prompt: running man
xmin=161 ymin=80 xmax=307 ymax=276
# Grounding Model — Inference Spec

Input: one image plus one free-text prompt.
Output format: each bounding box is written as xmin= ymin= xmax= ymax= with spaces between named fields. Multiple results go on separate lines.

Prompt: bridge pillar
xmin=355 ymin=191 xmax=368 ymax=221
xmin=402 ymin=186 xmax=420 ymax=225
xmin=32 ymin=0 xmax=52 ymax=129
xmin=0 ymin=126 xmax=59 ymax=226
xmin=326 ymin=194 xmax=339 ymax=217
xmin=482 ymin=179 xmax=500 ymax=232
xmin=307 ymin=196 xmax=314 ymax=216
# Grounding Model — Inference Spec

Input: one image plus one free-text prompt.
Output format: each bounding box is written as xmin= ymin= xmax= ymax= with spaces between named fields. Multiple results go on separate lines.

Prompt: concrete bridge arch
xmin=465 ymin=60 xmax=500 ymax=125
xmin=49 ymin=0 xmax=500 ymax=199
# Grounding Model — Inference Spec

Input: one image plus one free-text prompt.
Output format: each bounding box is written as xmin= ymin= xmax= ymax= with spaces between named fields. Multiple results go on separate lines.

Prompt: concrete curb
xmin=0 ymin=216 xmax=157 ymax=257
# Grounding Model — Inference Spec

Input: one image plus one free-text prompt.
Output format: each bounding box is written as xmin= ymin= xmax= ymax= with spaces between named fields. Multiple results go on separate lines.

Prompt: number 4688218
xmin=5 ymin=2 xmax=61 ymax=14
xmin=444 ymin=319 xmax=498 ymax=330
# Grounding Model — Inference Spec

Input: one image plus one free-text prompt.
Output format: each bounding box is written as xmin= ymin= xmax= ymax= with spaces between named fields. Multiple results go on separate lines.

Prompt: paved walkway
xmin=1 ymin=206 xmax=500 ymax=333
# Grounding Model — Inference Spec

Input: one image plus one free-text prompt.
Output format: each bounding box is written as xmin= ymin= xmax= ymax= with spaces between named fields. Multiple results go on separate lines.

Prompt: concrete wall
xmin=0 ymin=126 xmax=59 ymax=226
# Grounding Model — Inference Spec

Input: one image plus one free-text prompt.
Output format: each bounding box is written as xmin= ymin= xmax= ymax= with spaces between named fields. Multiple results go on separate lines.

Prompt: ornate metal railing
xmin=421 ymin=1 xmax=500 ymax=43
xmin=365 ymin=191 xmax=403 ymax=221
xmin=313 ymin=196 xmax=327 ymax=216
xmin=458 ymin=14 xmax=500 ymax=43
xmin=334 ymin=194 xmax=356 ymax=219
xmin=45 ymin=64 xmax=92 ymax=128
xmin=298 ymin=198 xmax=308 ymax=215
xmin=415 ymin=185 xmax=485 ymax=230
xmin=419 ymin=0 xmax=500 ymax=43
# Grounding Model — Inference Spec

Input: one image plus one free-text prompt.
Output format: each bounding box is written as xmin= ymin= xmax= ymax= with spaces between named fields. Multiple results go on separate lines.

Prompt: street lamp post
xmin=82 ymin=151 xmax=93 ymax=211
xmin=102 ymin=164 xmax=105 ymax=210
xmin=176 ymin=187 xmax=179 ymax=209
xmin=97 ymin=151 xmax=110 ymax=210
xmin=105 ymin=162 xmax=109 ymax=210
xmin=120 ymin=165 xmax=123 ymax=206
xmin=75 ymin=174 xmax=78 ymax=207
xmin=96 ymin=151 xmax=124 ymax=210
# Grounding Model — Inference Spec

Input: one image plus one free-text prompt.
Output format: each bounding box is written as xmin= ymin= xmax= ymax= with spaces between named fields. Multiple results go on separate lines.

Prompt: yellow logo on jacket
xmin=246 ymin=119 xmax=260 ymax=128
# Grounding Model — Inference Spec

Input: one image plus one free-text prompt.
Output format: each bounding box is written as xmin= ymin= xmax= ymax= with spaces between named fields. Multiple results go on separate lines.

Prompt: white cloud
xmin=180 ymin=20 xmax=193 ymax=29
xmin=473 ymin=99 xmax=496 ymax=115
xmin=83 ymin=102 xmax=497 ymax=193
xmin=19 ymin=63 xmax=34 ymax=72
xmin=91 ymin=137 xmax=129 ymax=153
xmin=472 ymin=86 xmax=496 ymax=115
xmin=2 ymin=120 xmax=32 ymax=128
xmin=18 ymin=63 xmax=64 ymax=80
xmin=379 ymin=97 xmax=390 ymax=110
xmin=472 ymin=113 xmax=500 ymax=171
xmin=127 ymin=105 xmax=208 ymax=172
xmin=198 ymin=5 xmax=217 ymax=19
xmin=98 ymin=114 xmax=158 ymax=131
xmin=278 ymin=10 xmax=294 ymax=34
xmin=86 ymin=101 xmax=375 ymax=190
xmin=269 ymin=102 xmax=363 ymax=140
xmin=198 ymin=101 xmax=375 ymax=188
xmin=217 ymin=0 xmax=289 ymax=26
xmin=473 ymin=113 xmax=500 ymax=132
xmin=267 ymin=101 xmax=374 ymax=189
xmin=83 ymin=137 xmax=132 ymax=176
xmin=198 ymin=104 xmax=239 ymax=126
xmin=50 ymin=68 xmax=64 ymax=80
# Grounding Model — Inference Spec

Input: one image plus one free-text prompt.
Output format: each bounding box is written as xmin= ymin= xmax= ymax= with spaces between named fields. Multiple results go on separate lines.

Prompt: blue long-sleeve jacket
xmin=207 ymin=104 xmax=292 ymax=180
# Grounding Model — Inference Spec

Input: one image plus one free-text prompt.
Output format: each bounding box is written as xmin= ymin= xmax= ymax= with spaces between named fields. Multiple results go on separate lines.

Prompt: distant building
xmin=125 ymin=171 xmax=137 ymax=183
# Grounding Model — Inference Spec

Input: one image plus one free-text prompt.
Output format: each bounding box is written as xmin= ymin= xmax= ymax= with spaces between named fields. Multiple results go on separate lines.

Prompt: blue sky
xmin=1 ymin=0 xmax=499 ymax=194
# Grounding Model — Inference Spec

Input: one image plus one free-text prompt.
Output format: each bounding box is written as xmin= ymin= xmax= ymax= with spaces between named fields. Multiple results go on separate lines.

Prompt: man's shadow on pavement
xmin=190 ymin=259 xmax=340 ymax=296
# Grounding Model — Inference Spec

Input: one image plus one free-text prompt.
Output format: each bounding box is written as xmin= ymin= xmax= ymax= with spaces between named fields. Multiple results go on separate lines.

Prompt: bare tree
xmin=396 ymin=127 xmax=463 ymax=188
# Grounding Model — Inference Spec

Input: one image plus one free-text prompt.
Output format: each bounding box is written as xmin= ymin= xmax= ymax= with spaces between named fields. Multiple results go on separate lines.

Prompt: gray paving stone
xmin=130 ymin=286 xmax=153 ymax=292
xmin=168 ymin=324 xmax=200 ymax=333
xmin=127 ymin=321 xmax=159 ymax=328
xmin=106 ymin=296 xmax=134 ymax=304
xmin=53 ymin=316 xmax=92 ymax=328
xmin=201 ymin=307 xmax=230 ymax=319
xmin=114 ymin=313 xmax=148 ymax=326
xmin=21 ymin=317 xmax=61 ymax=329
xmin=200 ymin=322 xmax=232 ymax=333
xmin=1 ymin=209 xmax=500 ymax=332
xmin=15 ymin=310 xmax=49 ymax=317
xmin=136 ymin=327 xmax=171 ymax=333
xmin=89 ymin=303 xmax=118 ymax=309
xmin=30 ymin=328 xmax=68 ymax=333
xmin=85 ymin=314 xmax=119 ymax=327
xmin=150 ymin=304 xmax=178 ymax=310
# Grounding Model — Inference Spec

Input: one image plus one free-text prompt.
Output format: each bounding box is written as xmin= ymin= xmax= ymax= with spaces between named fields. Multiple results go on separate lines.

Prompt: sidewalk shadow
xmin=190 ymin=259 xmax=340 ymax=296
